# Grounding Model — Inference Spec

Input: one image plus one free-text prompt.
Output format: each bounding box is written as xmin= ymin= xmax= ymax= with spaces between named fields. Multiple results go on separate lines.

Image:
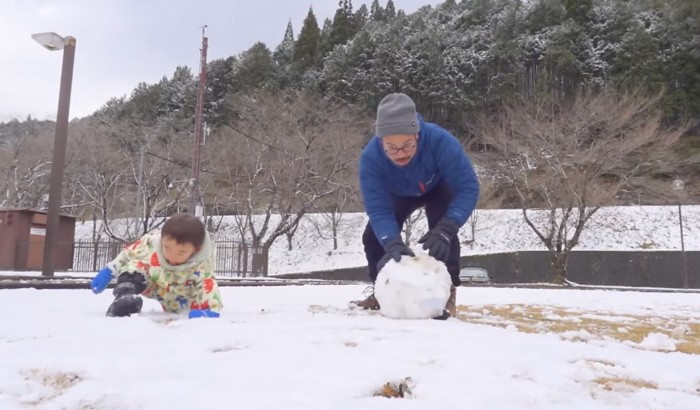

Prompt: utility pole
xmin=191 ymin=25 xmax=208 ymax=217
xmin=134 ymin=145 xmax=145 ymax=237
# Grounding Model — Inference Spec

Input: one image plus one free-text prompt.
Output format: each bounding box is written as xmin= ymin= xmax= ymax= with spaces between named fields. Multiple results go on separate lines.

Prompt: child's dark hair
xmin=161 ymin=213 xmax=206 ymax=247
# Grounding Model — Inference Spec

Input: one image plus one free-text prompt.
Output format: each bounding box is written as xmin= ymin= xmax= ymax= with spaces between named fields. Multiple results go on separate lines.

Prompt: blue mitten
xmin=91 ymin=266 xmax=114 ymax=294
xmin=189 ymin=309 xmax=220 ymax=319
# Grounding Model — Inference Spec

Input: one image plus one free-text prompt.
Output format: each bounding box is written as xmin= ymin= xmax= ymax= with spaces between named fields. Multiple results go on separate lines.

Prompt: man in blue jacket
xmin=352 ymin=93 xmax=480 ymax=318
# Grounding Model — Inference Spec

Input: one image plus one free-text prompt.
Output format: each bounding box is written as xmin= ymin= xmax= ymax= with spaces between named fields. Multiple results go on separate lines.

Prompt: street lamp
xmin=32 ymin=32 xmax=76 ymax=277
xmin=672 ymin=179 xmax=688 ymax=289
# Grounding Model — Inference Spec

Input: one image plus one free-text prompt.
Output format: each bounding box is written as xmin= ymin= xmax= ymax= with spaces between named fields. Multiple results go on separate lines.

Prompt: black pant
xmin=362 ymin=181 xmax=461 ymax=286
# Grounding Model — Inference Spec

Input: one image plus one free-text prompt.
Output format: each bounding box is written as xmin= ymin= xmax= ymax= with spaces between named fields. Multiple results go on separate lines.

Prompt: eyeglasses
xmin=384 ymin=143 xmax=416 ymax=155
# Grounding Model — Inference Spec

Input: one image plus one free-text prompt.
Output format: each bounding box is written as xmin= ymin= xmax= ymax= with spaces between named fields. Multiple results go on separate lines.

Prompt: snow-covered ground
xmin=1 ymin=285 xmax=699 ymax=409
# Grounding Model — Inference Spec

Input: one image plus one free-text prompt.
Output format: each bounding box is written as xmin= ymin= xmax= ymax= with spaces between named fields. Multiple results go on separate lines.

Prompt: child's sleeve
xmin=190 ymin=260 xmax=223 ymax=313
xmin=106 ymin=235 xmax=154 ymax=276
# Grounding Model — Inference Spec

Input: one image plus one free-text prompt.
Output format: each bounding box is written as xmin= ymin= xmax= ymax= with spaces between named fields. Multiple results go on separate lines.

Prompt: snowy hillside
xmin=73 ymin=205 xmax=700 ymax=275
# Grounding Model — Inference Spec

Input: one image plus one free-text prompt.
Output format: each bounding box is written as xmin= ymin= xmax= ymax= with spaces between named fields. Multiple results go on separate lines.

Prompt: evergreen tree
xmin=610 ymin=7 xmax=663 ymax=93
xmin=656 ymin=0 xmax=700 ymax=124
xmin=294 ymin=7 xmax=322 ymax=71
xmin=165 ymin=65 xmax=196 ymax=120
xmin=370 ymin=0 xmax=385 ymax=22
xmin=329 ymin=0 xmax=356 ymax=50
xmin=354 ymin=4 xmax=369 ymax=31
xmin=281 ymin=20 xmax=295 ymax=45
xmin=319 ymin=18 xmax=334 ymax=56
xmin=525 ymin=0 xmax=566 ymax=33
xmin=205 ymin=57 xmax=235 ymax=125
xmin=385 ymin=0 xmax=396 ymax=20
xmin=564 ymin=0 xmax=592 ymax=25
xmin=124 ymin=81 xmax=168 ymax=122
xmin=231 ymin=42 xmax=276 ymax=93
xmin=273 ymin=20 xmax=297 ymax=89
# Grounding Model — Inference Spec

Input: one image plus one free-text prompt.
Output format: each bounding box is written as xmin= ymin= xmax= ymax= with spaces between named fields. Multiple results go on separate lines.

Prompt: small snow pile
xmin=374 ymin=251 xmax=452 ymax=319
xmin=635 ymin=332 xmax=678 ymax=352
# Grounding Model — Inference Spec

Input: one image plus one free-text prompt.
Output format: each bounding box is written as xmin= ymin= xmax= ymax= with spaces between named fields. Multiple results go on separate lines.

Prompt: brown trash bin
xmin=0 ymin=208 xmax=76 ymax=271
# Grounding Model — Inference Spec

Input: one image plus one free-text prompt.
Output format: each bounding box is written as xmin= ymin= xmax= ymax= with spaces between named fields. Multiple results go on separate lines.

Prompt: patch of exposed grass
xmin=456 ymin=304 xmax=700 ymax=354
xmin=373 ymin=377 xmax=414 ymax=398
xmin=21 ymin=369 xmax=83 ymax=405
xmin=593 ymin=376 xmax=658 ymax=392
xmin=677 ymin=323 xmax=700 ymax=354
xmin=581 ymin=358 xmax=617 ymax=368
xmin=374 ymin=383 xmax=403 ymax=398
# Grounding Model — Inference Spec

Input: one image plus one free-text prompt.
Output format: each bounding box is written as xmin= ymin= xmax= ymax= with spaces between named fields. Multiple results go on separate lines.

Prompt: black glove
xmin=377 ymin=237 xmax=415 ymax=272
xmin=418 ymin=218 xmax=459 ymax=262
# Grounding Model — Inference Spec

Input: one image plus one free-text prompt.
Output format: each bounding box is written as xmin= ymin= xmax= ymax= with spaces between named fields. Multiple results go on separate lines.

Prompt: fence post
xmin=91 ymin=240 xmax=99 ymax=272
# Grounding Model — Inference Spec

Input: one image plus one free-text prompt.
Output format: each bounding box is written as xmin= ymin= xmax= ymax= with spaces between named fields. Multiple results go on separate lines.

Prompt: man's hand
xmin=377 ymin=237 xmax=415 ymax=272
xmin=418 ymin=219 xmax=459 ymax=262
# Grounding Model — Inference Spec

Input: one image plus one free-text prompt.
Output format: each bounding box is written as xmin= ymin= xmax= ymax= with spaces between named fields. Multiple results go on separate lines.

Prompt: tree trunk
xmin=251 ymin=239 xmax=266 ymax=277
xmin=286 ymin=232 xmax=293 ymax=251
xmin=332 ymin=219 xmax=338 ymax=251
xmin=550 ymin=251 xmax=568 ymax=285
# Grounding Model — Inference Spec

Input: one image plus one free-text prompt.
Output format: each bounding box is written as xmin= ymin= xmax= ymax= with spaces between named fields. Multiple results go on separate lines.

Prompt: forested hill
xmin=3 ymin=0 xmax=699 ymax=137
xmin=0 ymin=0 xmax=697 ymax=226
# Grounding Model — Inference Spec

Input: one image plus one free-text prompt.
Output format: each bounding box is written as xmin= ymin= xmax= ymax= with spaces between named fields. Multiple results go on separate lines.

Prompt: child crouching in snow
xmin=90 ymin=213 xmax=223 ymax=319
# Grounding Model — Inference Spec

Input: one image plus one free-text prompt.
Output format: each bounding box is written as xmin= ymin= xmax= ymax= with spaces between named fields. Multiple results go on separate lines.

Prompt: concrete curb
xmin=2 ymin=275 xmax=699 ymax=293
xmin=0 ymin=275 xmax=365 ymax=290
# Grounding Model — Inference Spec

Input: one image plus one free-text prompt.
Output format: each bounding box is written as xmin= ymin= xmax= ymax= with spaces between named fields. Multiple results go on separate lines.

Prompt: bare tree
xmin=403 ymin=208 xmax=424 ymax=247
xmin=310 ymin=184 xmax=359 ymax=251
xmin=207 ymin=91 xmax=369 ymax=273
xmin=132 ymin=139 xmax=188 ymax=237
xmin=284 ymin=217 xmax=300 ymax=251
xmin=462 ymin=180 xmax=499 ymax=245
xmin=0 ymin=132 xmax=52 ymax=208
xmin=477 ymin=89 xmax=686 ymax=284
xmin=63 ymin=123 xmax=129 ymax=241
xmin=65 ymin=119 xmax=189 ymax=242
xmin=463 ymin=209 xmax=478 ymax=246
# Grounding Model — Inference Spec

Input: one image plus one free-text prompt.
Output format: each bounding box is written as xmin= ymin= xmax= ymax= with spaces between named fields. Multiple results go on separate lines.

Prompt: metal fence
xmin=16 ymin=239 xmax=269 ymax=277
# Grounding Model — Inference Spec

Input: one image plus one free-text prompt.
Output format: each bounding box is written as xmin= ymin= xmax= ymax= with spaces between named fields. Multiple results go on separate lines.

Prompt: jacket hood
xmin=153 ymin=230 xmax=214 ymax=272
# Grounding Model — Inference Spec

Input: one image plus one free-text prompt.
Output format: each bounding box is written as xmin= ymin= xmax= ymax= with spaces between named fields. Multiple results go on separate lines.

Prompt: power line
xmin=145 ymin=151 xmax=244 ymax=179
xmin=222 ymin=124 xmax=288 ymax=153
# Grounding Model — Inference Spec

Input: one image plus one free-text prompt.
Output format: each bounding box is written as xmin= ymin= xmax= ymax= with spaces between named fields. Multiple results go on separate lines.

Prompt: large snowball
xmin=374 ymin=251 xmax=452 ymax=319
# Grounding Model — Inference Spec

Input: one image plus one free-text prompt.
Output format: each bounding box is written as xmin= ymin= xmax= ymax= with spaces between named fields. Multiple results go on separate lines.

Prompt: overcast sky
xmin=0 ymin=0 xmax=440 ymax=122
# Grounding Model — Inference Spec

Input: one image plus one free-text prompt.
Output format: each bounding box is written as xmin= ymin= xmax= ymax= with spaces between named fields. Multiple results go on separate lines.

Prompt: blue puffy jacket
xmin=359 ymin=117 xmax=479 ymax=246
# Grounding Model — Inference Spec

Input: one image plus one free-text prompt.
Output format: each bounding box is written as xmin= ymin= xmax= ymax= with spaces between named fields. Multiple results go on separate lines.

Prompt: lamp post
xmin=32 ymin=32 xmax=76 ymax=277
xmin=672 ymin=179 xmax=688 ymax=289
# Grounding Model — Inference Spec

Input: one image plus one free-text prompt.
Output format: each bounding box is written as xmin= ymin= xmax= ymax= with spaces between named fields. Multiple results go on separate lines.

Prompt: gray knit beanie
xmin=375 ymin=93 xmax=420 ymax=138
